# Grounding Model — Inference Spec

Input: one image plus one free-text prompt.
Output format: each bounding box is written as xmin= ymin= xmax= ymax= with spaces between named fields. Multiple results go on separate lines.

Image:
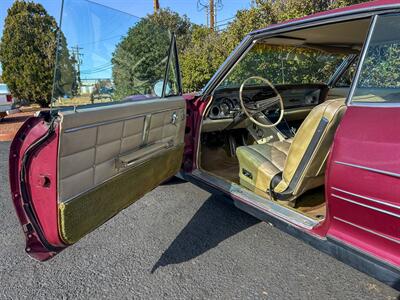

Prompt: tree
xmin=181 ymin=25 xmax=227 ymax=92
xmin=179 ymin=0 xmax=370 ymax=92
xmin=0 ymin=0 xmax=74 ymax=107
xmin=112 ymin=9 xmax=192 ymax=99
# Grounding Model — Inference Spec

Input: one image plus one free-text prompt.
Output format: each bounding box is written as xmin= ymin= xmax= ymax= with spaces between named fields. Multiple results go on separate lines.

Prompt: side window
xmin=163 ymin=36 xmax=182 ymax=97
xmin=52 ymin=0 xmax=180 ymax=109
xmin=352 ymin=14 xmax=400 ymax=104
xmin=335 ymin=61 xmax=357 ymax=88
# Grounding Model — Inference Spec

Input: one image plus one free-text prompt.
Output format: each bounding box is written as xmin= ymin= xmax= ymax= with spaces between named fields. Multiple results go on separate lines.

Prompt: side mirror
xmin=153 ymin=80 xmax=171 ymax=97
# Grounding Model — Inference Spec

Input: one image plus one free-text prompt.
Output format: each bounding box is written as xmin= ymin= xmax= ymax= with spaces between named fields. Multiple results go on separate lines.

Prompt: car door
xmin=326 ymin=14 xmax=400 ymax=268
xmin=9 ymin=1 xmax=186 ymax=261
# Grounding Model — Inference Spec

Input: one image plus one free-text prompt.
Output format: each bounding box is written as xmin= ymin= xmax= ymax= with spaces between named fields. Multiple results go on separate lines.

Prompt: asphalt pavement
xmin=0 ymin=141 xmax=398 ymax=299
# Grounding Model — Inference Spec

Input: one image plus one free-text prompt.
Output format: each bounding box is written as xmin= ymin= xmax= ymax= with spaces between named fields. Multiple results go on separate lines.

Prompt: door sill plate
xmin=191 ymin=169 xmax=320 ymax=230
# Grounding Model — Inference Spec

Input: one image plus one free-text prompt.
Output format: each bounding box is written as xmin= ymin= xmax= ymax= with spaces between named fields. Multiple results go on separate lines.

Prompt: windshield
xmin=52 ymin=0 xmax=175 ymax=108
xmin=217 ymin=43 xmax=348 ymax=90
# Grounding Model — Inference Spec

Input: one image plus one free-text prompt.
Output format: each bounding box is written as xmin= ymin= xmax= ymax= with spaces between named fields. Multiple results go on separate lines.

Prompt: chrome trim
xmin=331 ymin=193 xmax=400 ymax=219
xmin=327 ymin=54 xmax=357 ymax=88
xmin=191 ymin=169 xmax=319 ymax=229
xmin=63 ymin=107 xmax=183 ymax=133
xmin=142 ymin=114 xmax=151 ymax=145
xmin=61 ymin=144 xmax=184 ymax=204
xmin=333 ymin=216 xmax=400 ymax=244
xmin=347 ymin=15 xmax=377 ymax=106
xmin=331 ymin=187 xmax=400 ymax=210
xmin=348 ymin=101 xmax=400 ymax=108
xmin=334 ymin=161 xmax=400 ymax=178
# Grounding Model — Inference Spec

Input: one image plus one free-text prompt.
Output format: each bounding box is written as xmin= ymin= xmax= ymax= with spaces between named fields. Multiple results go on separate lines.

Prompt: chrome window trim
xmin=346 ymin=15 xmax=378 ymax=106
xmin=327 ymin=54 xmax=358 ymax=88
xmin=347 ymin=13 xmax=400 ymax=108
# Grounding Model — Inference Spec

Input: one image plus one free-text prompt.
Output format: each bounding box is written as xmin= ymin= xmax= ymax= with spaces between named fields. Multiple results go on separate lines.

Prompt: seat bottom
xmin=236 ymin=139 xmax=292 ymax=198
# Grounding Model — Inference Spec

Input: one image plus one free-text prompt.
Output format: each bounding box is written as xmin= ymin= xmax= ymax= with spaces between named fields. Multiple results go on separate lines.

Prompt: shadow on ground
xmin=151 ymin=195 xmax=260 ymax=272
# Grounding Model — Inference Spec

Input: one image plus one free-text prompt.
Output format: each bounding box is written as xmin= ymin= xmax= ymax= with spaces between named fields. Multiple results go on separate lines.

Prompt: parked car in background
xmin=0 ymin=83 xmax=18 ymax=119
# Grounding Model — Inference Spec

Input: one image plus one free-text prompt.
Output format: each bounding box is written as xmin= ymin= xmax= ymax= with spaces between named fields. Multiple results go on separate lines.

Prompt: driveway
xmin=0 ymin=141 xmax=398 ymax=299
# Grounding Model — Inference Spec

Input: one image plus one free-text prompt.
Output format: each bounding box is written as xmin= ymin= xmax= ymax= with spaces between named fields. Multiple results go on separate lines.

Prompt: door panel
xmin=57 ymin=97 xmax=185 ymax=244
xmin=9 ymin=96 xmax=186 ymax=260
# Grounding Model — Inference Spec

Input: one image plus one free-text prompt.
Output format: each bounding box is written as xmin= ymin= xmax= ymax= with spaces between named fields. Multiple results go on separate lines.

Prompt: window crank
xmin=171 ymin=112 xmax=177 ymax=125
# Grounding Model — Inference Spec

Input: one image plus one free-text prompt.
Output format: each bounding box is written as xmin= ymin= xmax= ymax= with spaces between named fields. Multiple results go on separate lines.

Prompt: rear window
xmin=0 ymin=84 xmax=10 ymax=94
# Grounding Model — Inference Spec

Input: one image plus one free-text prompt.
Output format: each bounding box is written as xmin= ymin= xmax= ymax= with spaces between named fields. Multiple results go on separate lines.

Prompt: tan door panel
xmin=57 ymin=96 xmax=186 ymax=244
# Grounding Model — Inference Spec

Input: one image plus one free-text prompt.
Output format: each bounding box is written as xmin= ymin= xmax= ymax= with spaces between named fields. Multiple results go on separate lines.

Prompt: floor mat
xmin=201 ymin=146 xmax=240 ymax=184
xmin=294 ymin=187 xmax=326 ymax=220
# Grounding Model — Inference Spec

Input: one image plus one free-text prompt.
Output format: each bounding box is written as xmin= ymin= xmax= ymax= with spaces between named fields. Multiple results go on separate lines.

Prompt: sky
xmin=0 ymin=0 xmax=252 ymax=35
xmin=0 ymin=0 xmax=252 ymax=81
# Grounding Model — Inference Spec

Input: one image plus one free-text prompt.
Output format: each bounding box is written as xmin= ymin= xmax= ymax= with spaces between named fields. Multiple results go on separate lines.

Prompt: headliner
xmin=260 ymin=18 xmax=371 ymax=51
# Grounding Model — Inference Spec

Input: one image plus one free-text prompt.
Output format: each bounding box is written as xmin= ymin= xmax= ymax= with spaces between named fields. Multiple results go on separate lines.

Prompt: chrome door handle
xmin=171 ymin=112 xmax=177 ymax=125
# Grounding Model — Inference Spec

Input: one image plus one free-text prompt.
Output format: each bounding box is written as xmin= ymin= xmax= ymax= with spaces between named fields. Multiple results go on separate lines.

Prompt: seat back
xmin=273 ymin=99 xmax=347 ymax=199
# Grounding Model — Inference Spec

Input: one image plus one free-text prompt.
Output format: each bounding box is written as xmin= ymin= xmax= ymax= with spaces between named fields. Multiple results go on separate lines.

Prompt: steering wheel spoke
xmin=239 ymin=76 xmax=284 ymax=128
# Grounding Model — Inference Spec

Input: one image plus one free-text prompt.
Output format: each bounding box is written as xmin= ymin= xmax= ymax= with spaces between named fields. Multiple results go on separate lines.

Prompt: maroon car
xmin=8 ymin=0 xmax=400 ymax=290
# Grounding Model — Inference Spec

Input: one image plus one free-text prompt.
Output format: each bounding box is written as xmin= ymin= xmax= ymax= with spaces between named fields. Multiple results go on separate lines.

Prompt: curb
xmin=0 ymin=132 xmax=15 ymax=142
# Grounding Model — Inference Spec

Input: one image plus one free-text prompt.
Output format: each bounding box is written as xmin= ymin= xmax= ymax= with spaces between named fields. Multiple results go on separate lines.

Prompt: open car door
xmin=9 ymin=1 xmax=186 ymax=261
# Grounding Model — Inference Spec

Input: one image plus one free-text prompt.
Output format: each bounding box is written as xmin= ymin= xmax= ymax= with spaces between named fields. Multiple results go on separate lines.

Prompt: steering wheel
xmin=239 ymin=76 xmax=284 ymax=128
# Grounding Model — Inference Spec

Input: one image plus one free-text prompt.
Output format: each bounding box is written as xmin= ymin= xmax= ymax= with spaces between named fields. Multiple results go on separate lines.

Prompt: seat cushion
xmin=236 ymin=139 xmax=292 ymax=197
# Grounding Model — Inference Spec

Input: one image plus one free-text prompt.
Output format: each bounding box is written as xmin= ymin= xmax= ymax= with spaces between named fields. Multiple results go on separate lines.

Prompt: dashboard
xmin=208 ymin=84 xmax=328 ymax=120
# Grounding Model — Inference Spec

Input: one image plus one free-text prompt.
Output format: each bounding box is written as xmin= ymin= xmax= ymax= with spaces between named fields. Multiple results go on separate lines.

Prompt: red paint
xmin=326 ymin=106 xmax=400 ymax=267
xmin=183 ymin=93 xmax=209 ymax=171
xmin=9 ymin=116 xmax=65 ymax=261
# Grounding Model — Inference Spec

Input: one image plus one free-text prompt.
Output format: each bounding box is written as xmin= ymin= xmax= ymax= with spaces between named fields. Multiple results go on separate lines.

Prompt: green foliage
xmin=180 ymin=26 xmax=228 ymax=92
xmin=0 ymin=0 xmax=74 ymax=107
xmin=112 ymin=9 xmax=191 ymax=99
xmin=179 ymin=0 xmax=369 ymax=92
xmin=220 ymin=44 xmax=346 ymax=89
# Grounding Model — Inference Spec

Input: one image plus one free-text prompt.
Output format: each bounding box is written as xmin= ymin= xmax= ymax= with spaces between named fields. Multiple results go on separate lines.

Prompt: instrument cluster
xmin=208 ymin=96 xmax=241 ymax=119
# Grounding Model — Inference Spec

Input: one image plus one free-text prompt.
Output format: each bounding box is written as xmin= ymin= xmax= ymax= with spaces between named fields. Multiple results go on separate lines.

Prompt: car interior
xmin=198 ymin=17 xmax=372 ymax=221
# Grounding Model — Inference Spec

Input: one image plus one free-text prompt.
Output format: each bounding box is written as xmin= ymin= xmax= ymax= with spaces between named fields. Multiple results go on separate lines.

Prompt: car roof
xmin=250 ymin=0 xmax=400 ymax=36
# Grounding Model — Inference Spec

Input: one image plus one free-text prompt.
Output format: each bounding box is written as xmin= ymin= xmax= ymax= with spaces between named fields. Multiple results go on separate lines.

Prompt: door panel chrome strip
xmin=191 ymin=169 xmax=319 ymax=229
xmin=331 ymin=187 xmax=400 ymax=210
xmin=64 ymin=107 xmax=183 ymax=133
xmin=333 ymin=216 xmax=400 ymax=244
xmin=334 ymin=161 xmax=400 ymax=178
xmin=331 ymin=193 xmax=400 ymax=219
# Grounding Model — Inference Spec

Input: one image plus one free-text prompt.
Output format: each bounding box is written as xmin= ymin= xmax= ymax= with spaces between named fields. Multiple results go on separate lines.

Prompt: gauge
xmin=220 ymin=103 xmax=230 ymax=115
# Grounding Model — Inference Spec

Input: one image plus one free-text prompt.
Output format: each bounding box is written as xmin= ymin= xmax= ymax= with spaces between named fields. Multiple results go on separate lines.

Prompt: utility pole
xmin=197 ymin=0 xmax=222 ymax=30
xmin=209 ymin=0 xmax=215 ymax=31
xmin=153 ymin=0 xmax=160 ymax=13
xmin=70 ymin=45 xmax=84 ymax=95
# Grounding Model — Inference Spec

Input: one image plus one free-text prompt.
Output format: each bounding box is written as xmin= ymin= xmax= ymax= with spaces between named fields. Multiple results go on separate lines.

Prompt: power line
xmin=216 ymin=16 xmax=234 ymax=24
xmin=197 ymin=0 xmax=223 ymax=30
